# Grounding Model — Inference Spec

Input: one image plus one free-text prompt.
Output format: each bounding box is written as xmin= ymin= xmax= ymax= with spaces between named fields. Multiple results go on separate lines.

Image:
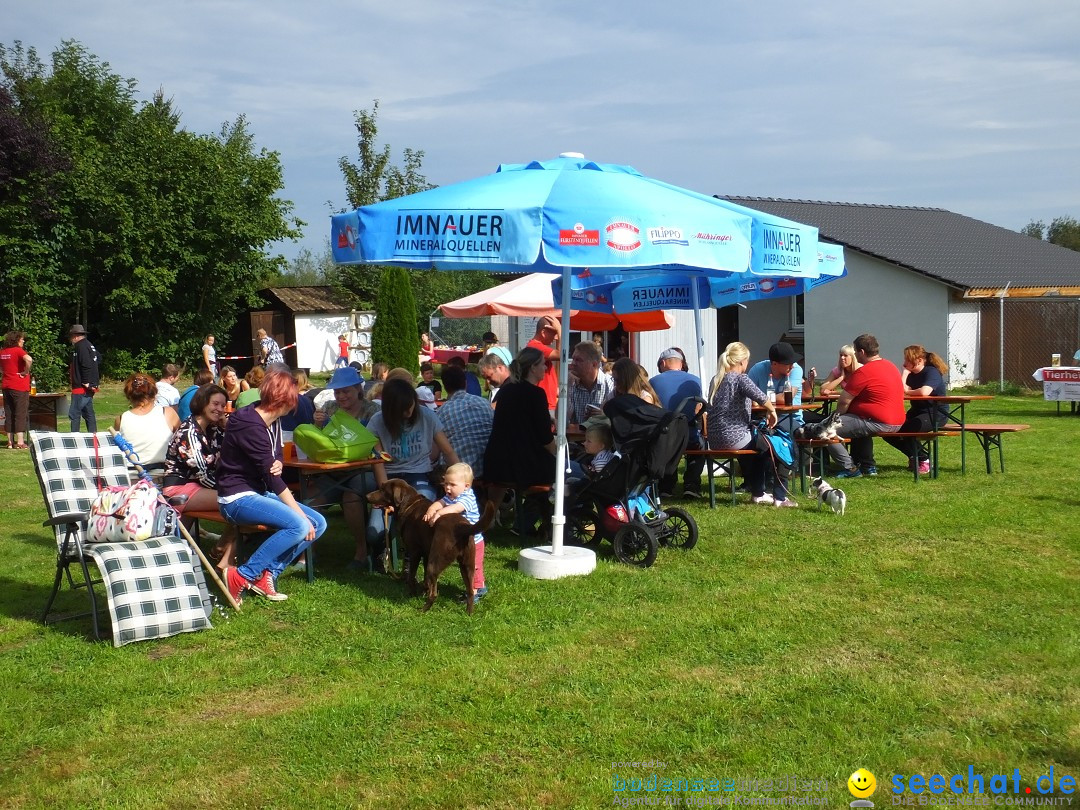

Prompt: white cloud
xmin=6 ymin=0 xmax=1080 ymax=252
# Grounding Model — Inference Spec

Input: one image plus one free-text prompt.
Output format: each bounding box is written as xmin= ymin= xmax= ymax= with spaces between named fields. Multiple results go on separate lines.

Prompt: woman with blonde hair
xmin=884 ymin=344 xmax=949 ymax=474
xmin=611 ymin=357 xmax=658 ymax=405
xmin=819 ymin=344 xmax=860 ymax=394
xmin=706 ymin=342 xmax=795 ymax=507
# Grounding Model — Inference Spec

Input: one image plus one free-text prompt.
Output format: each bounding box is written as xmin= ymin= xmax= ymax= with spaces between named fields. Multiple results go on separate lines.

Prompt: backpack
xmin=754 ymin=421 xmax=797 ymax=469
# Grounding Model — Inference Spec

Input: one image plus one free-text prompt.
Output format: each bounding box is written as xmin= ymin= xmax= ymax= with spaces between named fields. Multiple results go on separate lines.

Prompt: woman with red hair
xmin=216 ymin=368 xmax=326 ymax=603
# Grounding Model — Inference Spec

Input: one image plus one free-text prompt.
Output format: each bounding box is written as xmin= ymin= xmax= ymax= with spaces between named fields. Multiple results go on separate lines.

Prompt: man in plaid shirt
xmin=438 ymin=365 xmax=493 ymax=476
xmin=567 ymin=341 xmax=614 ymax=427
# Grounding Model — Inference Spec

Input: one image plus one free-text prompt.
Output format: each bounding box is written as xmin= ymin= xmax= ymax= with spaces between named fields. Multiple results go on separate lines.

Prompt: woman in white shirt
xmin=113 ymin=372 xmax=180 ymax=467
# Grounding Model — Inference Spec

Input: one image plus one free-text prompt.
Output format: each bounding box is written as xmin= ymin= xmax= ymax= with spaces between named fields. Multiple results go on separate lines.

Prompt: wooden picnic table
xmin=806 ymin=392 xmax=994 ymax=473
xmin=283 ymin=452 xmax=387 ymax=581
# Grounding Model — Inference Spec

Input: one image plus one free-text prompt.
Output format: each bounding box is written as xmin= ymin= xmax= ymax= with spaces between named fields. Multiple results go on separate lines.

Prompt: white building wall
xmin=802 ymin=251 xmax=952 ymax=384
xmin=737 ymin=297 xmax=796 ymax=367
xmin=635 ymin=309 xmax=718 ymax=383
xmin=947 ymin=299 xmax=980 ymax=386
xmin=294 ymin=312 xmax=351 ymax=372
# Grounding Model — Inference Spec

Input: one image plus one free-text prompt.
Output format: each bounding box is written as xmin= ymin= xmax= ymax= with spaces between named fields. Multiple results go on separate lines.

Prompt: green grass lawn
xmin=1 ymin=388 xmax=1077 ymax=809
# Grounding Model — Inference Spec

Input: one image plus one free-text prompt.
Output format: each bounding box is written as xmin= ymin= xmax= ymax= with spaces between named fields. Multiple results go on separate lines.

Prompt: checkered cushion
xmin=29 ymin=431 xmax=131 ymax=556
xmin=86 ymin=536 xmax=213 ymax=647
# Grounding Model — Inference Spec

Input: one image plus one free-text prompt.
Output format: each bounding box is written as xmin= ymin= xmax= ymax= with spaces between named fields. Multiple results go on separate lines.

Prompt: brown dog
xmin=366 ymin=478 xmax=495 ymax=613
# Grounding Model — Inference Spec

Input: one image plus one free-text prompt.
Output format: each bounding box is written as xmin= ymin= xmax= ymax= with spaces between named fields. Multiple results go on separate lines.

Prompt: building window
xmin=793 ymin=294 xmax=805 ymax=328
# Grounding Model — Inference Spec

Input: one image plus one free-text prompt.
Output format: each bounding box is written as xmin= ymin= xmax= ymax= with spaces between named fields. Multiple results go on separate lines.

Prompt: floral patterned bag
xmin=86 ymin=478 xmax=179 ymax=543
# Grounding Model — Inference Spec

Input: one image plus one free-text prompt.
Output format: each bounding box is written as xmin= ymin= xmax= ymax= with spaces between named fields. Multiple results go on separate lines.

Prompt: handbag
xmin=86 ymin=478 xmax=179 ymax=543
xmin=293 ymin=409 xmax=378 ymax=463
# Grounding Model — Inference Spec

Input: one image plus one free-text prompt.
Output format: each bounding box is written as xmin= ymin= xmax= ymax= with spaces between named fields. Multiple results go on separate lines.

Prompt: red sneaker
xmin=250 ymin=569 xmax=288 ymax=602
xmin=224 ymin=566 xmax=250 ymax=605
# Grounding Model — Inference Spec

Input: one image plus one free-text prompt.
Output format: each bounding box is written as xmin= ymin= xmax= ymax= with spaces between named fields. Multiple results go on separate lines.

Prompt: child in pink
xmin=423 ymin=463 xmax=487 ymax=600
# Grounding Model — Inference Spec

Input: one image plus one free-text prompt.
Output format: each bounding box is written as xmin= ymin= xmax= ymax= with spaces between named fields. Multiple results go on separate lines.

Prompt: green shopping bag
xmin=293 ymin=409 xmax=377 ymax=463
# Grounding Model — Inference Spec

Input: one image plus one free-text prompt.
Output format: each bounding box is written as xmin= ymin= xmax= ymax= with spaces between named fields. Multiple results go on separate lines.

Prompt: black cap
xmin=768 ymin=342 xmax=800 ymax=364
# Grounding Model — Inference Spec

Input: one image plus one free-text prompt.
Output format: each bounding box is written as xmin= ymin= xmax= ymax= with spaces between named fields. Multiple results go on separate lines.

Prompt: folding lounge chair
xmin=29 ymin=431 xmax=212 ymax=646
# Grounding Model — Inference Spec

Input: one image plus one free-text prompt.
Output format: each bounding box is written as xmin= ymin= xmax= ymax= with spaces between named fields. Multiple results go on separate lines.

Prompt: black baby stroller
xmin=565 ymin=394 xmax=699 ymax=567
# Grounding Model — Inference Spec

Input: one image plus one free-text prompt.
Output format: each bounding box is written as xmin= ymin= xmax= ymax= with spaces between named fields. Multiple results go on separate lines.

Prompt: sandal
xmin=14 ymin=444 xmax=28 ymax=450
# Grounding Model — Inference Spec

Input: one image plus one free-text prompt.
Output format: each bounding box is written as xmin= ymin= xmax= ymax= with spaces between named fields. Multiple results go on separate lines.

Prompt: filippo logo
xmin=647 ymin=226 xmax=688 ymax=247
xmin=606 ymin=220 xmax=641 ymax=253
xmin=758 ymin=279 xmax=776 ymax=294
xmin=559 ymin=222 xmax=600 ymax=246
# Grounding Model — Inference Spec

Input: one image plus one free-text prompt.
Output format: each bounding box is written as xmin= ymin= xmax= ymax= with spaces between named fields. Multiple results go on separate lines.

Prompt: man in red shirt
xmin=526 ymin=315 xmax=560 ymax=415
xmin=829 ymin=333 xmax=905 ymax=478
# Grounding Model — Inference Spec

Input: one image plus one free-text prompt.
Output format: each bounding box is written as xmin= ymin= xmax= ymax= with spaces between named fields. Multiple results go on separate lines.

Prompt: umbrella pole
xmin=550 ymin=265 xmax=573 ymax=556
xmin=691 ymin=281 xmax=709 ymax=389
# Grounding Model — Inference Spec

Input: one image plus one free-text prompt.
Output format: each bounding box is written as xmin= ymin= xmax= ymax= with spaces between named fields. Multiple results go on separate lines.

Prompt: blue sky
xmin=9 ymin=0 xmax=1080 ymax=262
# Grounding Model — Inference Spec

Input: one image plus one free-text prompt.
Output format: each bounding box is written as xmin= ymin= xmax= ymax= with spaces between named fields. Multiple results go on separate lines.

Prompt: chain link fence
xmin=949 ymin=297 xmax=1080 ymax=389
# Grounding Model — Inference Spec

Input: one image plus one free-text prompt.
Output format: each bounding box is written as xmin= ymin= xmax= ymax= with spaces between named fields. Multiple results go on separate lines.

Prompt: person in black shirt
xmin=67 ymin=324 xmax=100 ymax=432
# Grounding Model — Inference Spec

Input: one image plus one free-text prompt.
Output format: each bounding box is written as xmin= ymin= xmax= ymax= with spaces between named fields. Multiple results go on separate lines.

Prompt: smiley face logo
xmin=848 ymin=769 xmax=877 ymax=798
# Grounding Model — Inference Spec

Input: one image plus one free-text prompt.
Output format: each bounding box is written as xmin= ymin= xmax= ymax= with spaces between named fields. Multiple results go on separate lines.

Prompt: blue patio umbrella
xmin=330 ymin=153 xmax=822 ymax=570
xmin=551 ymin=243 xmax=847 ymax=381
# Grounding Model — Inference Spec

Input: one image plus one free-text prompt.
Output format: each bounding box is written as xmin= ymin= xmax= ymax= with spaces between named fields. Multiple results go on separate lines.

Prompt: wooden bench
xmin=941 ymin=424 xmax=1030 ymax=473
xmin=482 ymin=481 xmax=552 ymax=535
xmin=874 ymin=431 xmax=954 ymax=481
xmin=178 ymin=508 xmax=325 ymax=581
xmin=794 ymin=437 xmax=850 ymax=494
xmin=683 ymin=448 xmax=758 ymax=507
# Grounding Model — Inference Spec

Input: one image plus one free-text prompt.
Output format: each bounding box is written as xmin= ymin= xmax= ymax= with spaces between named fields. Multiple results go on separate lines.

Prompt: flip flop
xmin=14 ymin=444 xmax=28 ymax=450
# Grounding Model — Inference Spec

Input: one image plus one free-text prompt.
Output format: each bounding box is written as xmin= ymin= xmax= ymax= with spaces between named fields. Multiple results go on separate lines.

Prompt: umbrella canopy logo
xmin=647 ymin=226 xmax=688 ymax=247
xmin=606 ymin=220 xmax=642 ymax=253
xmin=393 ymin=210 xmax=505 ymax=261
xmin=559 ymin=222 xmax=600 ymax=247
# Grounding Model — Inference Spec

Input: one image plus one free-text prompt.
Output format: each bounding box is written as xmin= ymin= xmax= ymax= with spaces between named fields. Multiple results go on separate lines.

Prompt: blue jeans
xmin=69 ymin=392 xmax=97 ymax=433
xmin=220 ymin=492 xmax=327 ymax=581
xmin=335 ymin=356 xmax=349 ymax=369
xmin=367 ymin=474 xmax=437 ymax=551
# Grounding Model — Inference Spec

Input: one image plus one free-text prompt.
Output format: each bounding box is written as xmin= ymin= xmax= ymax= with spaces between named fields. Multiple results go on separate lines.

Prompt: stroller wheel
xmin=567 ymin=510 xmax=602 ymax=548
xmin=612 ymin=522 xmax=658 ymax=568
xmin=656 ymin=506 xmax=698 ymax=550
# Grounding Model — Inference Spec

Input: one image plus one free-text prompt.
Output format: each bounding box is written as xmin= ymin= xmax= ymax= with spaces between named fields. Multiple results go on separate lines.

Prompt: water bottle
xmin=766 ymin=376 xmax=775 ymax=404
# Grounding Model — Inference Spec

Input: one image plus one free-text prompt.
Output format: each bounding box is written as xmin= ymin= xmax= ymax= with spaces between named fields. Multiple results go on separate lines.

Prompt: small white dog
xmin=811 ymin=476 xmax=847 ymax=516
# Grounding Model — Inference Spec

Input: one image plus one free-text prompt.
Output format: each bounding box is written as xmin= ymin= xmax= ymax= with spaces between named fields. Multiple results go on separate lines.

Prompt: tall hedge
xmin=371 ymin=266 xmax=419 ymax=376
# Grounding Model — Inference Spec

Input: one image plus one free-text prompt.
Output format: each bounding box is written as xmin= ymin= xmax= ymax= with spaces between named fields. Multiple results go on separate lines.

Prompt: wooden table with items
xmin=283 ymin=451 xmax=389 ymax=581
xmin=1 ymin=392 xmax=67 ymax=432
xmin=906 ymin=395 xmax=994 ymax=474
xmin=1032 ymin=366 xmax=1080 ymax=414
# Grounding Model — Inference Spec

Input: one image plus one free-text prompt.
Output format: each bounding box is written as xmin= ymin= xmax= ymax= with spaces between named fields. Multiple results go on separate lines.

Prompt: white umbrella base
xmin=518 ymin=545 xmax=596 ymax=580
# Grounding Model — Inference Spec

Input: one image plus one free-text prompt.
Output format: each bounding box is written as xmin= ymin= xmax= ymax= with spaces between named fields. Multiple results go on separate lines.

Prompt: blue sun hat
xmin=327 ymin=366 xmax=364 ymax=389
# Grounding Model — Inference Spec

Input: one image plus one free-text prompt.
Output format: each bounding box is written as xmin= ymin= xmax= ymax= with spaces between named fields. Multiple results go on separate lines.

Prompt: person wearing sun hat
xmin=306 ymin=364 xmax=381 ymax=572
xmin=315 ymin=365 xmax=378 ymax=428
xmin=526 ymin=315 xmax=561 ymax=414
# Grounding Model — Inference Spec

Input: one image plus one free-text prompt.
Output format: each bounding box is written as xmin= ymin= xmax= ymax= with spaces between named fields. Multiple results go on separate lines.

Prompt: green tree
xmin=1022 ymin=216 xmax=1080 ymax=251
xmin=0 ymin=39 xmax=300 ymax=380
xmin=332 ymin=100 xmax=495 ymax=340
xmin=370 ymin=266 xmax=419 ymax=374
xmin=0 ymin=50 xmax=73 ymax=391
